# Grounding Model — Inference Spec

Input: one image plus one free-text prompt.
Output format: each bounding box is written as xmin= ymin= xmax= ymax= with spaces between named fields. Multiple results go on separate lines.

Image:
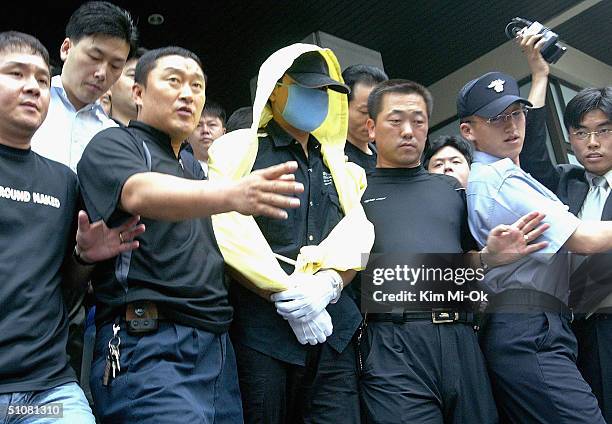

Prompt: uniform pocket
xmin=319 ymin=188 xmax=343 ymax=231
xmin=535 ymin=312 xmax=555 ymax=351
xmin=260 ymin=215 xmax=295 ymax=246
xmin=361 ymin=323 xmax=378 ymax=373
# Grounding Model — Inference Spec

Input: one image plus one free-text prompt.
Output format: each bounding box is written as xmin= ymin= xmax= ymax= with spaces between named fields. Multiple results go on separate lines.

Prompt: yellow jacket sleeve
xmin=207 ymin=44 xmax=374 ymax=291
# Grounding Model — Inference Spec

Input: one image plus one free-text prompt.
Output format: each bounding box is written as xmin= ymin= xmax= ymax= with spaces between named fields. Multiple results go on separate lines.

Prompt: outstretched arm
xmin=521 ymin=33 xmax=550 ymax=108
xmin=121 ymin=161 xmax=303 ymax=221
xmin=565 ymin=221 xmax=612 ymax=255
xmin=517 ymin=32 xmax=560 ymax=192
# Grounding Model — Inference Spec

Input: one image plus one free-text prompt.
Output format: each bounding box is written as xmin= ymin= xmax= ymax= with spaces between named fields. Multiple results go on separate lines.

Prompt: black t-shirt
xmin=0 ymin=144 xmax=77 ymax=393
xmin=230 ymin=120 xmax=363 ymax=365
xmin=180 ymin=143 xmax=206 ymax=180
xmin=77 ymin=121 xmax=232 ymax=333
xmin=360 ymin=167 xmax=477 ymax=309
xmin=344 ymin=140 xmax=377 ymax=174
xmin=363 ymin=167 xmax=475 ymax=253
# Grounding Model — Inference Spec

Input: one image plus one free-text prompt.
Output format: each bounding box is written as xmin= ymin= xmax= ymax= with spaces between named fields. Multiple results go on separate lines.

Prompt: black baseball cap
xmin=286 ymin=51 xmax=350 ymax=94
xmin=457 ymin=71 xmax=532 ymax=119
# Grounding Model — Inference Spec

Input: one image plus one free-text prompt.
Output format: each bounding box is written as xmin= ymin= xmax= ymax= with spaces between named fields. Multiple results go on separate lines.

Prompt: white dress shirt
xmin=31 ymin=75 xmax=117 ymax=172
xmin=199 ymin=160 xmax=209 ymax=178
xmin=577 ymin=169 xmax=612 ymax=315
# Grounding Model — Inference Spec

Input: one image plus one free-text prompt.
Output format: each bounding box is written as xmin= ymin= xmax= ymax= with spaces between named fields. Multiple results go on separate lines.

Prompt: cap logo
xmin=487 ymin=79 xmax=505 ymax=93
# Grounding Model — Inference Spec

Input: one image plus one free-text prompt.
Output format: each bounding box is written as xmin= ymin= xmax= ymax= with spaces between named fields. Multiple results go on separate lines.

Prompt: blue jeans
xmin=0 ymin=382 xmax=95 ymax=423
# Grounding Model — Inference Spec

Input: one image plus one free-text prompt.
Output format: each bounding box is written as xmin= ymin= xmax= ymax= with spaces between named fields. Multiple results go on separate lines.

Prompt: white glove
xmin=288 ymin=309 xmax=333 ymax=345
xmin=272 ymin=271 xmax=342 ymax=322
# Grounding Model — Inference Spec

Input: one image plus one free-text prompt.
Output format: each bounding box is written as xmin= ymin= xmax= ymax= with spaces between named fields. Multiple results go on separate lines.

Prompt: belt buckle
xmin=126 ymin=301 xmax=159 ymax=334
xmin=432 ymin=310 xmax=458 ymax=324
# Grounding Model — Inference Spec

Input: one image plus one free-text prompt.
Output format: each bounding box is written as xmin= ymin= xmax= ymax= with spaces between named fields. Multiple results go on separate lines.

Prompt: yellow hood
xmin=208 ymin=43 xmax=374 ymax=291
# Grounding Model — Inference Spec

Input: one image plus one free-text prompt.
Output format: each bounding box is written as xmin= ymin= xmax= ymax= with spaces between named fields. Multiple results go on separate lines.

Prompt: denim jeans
xmin=0 ymin=382 xmax=95 ymax=423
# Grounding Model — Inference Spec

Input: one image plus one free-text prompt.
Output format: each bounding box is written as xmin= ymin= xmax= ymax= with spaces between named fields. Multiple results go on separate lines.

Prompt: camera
xmin=505 ymin=17 xmax=567 ymax=64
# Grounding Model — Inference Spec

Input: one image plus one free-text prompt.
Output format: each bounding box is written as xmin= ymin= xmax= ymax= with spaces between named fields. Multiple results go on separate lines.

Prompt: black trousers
xmin=573 ymin=313 xmax=612 ymax=423
xmin=360 ymin=321 xmax=497 ymax=424
xmin=233 ymin=341 xmax=360 ymax=424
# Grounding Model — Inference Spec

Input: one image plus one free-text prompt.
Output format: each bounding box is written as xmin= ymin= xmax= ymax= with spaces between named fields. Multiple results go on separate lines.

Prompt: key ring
xmin=109 ymin=323 xmax=121 ymax=348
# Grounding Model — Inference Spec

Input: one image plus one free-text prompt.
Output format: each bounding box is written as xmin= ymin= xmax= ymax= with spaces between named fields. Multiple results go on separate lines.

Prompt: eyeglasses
xmin=485 ymin=107 xmax=529 ymax=126
xmin=570 ymin=127 xmax=612 ymax=141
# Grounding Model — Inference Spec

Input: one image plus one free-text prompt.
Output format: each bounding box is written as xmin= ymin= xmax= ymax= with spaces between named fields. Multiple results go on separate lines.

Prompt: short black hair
xmin=342 ymin=64 xmax=388 ymax=102
xmin=202 ymin=100 xmax=226 ymax=125
xmin=423 ymin=135 xmax=474 ymax=168
xmin=368 ymin=79 xmax=434 ymax=121
xmin=128 ymin=47 xmax=148 ymax=62
xmin=134 ymin=46 xmax=205 ymax=87
xmin=563 ymin=87 xmax=612 ymax=130
xmin=66 ymin=1 xmax=138 ymax=54
xmin=0 ymin=31 xmax=49 ymax=70
xmin=226 ymin=106 xmax=253 ymax=132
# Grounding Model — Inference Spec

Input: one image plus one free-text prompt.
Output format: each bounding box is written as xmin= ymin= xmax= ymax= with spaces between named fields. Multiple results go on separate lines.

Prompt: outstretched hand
xmin=75 ymin=211 xmax=145 ymax=264
xmin=232 ymin=161 xmax=304 ymax=219
xmin=484 ymin=211 xmax=550 ymax=267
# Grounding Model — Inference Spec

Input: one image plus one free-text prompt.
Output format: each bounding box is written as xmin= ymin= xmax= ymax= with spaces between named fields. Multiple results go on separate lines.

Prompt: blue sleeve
xmin=491 ymin=174 xmax=580 ymax=255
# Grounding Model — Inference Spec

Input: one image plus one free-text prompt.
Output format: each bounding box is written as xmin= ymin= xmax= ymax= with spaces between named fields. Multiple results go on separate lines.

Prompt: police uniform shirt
xmin=77 ymin=121 xmax=232 ymax=332
xmin=230 ymin=120 xmax=363 ymax=366
xmin=0 ymin=144 xmax=78 ymax=393
xmin=344 ymin=140 xmax=377 ymax=174
xmin=467 ymin=151 xmax=581 ymax=302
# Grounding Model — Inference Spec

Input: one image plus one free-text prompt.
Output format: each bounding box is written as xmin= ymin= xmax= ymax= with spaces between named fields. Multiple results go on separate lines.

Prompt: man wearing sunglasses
xmin=459 ymin=71 xmax=612 ymax=423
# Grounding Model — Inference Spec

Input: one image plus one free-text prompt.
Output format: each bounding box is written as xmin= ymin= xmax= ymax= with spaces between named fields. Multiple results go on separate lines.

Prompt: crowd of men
xmin=1 ymin=1 xmax=611 ymax=423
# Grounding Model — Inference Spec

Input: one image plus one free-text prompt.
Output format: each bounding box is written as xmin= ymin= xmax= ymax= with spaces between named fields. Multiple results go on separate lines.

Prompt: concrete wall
xmin=428 ymin=41 xmax=612 ymax=127
xmin=428 ymin=0 xmax=612 ymax=127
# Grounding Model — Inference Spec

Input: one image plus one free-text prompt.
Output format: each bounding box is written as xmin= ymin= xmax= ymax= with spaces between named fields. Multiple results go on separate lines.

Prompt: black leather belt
xmin=368 ymin=310 xmax=475 ymax=324
xmin=488 ymin=289 xmax=573 ymax=321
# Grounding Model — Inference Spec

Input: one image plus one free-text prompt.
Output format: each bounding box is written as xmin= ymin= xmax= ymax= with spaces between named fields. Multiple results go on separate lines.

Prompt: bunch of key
xmin=103 ymin=323 xmax=121 ymax=386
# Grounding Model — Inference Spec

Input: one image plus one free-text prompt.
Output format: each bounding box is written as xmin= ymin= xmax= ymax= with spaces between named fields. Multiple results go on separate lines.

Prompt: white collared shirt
xmin=198 ymin=160 xmax=209 ymax=178
xmin=578 ymin=169 xmax=612 ymax=220
xmin=576 ymin=169 xmax=612 ymax=316
xmin=31 ymin=75 xmax=117 ymax=172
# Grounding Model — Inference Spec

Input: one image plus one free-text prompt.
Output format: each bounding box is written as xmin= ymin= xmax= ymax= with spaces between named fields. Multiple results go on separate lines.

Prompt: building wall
xmin=428 ymin=41 xmax=612 ymax=128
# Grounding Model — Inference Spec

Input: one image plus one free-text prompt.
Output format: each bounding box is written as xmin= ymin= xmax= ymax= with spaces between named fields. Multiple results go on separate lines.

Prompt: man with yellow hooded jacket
xmin=208 ymin=44 xmax=373 ymax=423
